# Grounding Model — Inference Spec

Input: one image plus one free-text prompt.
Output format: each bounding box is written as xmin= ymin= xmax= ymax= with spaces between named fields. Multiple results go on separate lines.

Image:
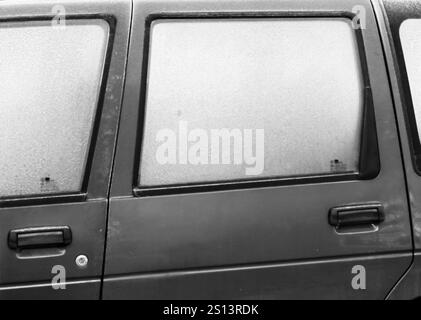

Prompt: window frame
xmin=133 ymin=11 xmax=380 ymax=197
xmin=382 ymin=0 xmax=421 ymax=176
xmin=0 ymin=14 xmax=116 ymax=207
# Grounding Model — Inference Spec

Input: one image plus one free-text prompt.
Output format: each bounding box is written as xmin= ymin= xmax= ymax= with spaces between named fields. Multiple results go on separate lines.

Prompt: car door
xmin=0 ymin=0 xmax=130 ymax=299
xmin=103 ymin=0 xmax=413 ymax=299
xmin=375 ymin=0 xmax=421 ymax=299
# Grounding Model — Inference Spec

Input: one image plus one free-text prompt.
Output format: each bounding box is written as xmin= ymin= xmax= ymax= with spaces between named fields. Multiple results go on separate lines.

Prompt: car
xmin=1 ymin=0 xmax=421 ymax=300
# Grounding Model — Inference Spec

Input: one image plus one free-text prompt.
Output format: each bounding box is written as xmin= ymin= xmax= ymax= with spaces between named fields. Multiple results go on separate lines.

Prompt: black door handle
xmin=8 ymin=226 xmax=72 ymax=250
xmin=329 ymin=203 xmax=384 ymax=228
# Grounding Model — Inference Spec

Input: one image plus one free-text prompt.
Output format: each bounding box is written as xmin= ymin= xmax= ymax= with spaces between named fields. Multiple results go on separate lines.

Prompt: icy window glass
xmin=139 ymin=18 xmax=364 ymax=187
xmin=0 ymin=19 xmax=109 ymax=197
xmin=400 ymin=19 xmax=421 ymax=141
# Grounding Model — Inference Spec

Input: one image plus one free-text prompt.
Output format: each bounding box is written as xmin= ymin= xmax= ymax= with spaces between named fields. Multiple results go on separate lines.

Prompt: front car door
xmin=0 ymin=0 xmax=130 ymax=299
xmin=103 ymin=0 xmax=412 ymax=299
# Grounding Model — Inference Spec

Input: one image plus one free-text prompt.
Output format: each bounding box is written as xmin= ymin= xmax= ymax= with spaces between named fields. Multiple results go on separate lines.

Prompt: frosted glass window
xmin=0 ymin=20 xmax=109 ymax=197
xmin=139 ymin=18 xmax=364 ymax=187
xmin=400 ymin=19 xmax=421 ymax=141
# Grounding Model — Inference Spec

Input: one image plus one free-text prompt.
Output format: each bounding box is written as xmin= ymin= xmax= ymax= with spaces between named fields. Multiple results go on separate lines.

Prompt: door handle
xmin=329 ymin=203 xmax=384 ymax=228
xmin=8 ymin=226 xmax=72 ymax=250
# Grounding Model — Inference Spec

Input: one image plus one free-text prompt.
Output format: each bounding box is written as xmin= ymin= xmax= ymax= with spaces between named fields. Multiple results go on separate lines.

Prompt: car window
xmin=400 ymin=19 xmax=421 ymax=141
xmin=0 ymin=19 xmax=109 ymax=198
xmin=138 ymin=18 xmax=364 ymax=187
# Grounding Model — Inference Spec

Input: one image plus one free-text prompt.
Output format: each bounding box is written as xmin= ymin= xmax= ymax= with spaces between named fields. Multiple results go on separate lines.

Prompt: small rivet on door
xmin=75 ymin=255 xmax=88 ymax=269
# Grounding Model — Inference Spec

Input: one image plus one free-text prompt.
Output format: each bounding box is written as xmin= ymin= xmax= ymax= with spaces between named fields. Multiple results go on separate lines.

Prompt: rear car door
xmin=0 ymin=0 xmax=130 ymax=299
xmin=374 ymin=0 xmax=421 ymax=299
xmin=103 ymin=0 xmax=413 ymax=299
